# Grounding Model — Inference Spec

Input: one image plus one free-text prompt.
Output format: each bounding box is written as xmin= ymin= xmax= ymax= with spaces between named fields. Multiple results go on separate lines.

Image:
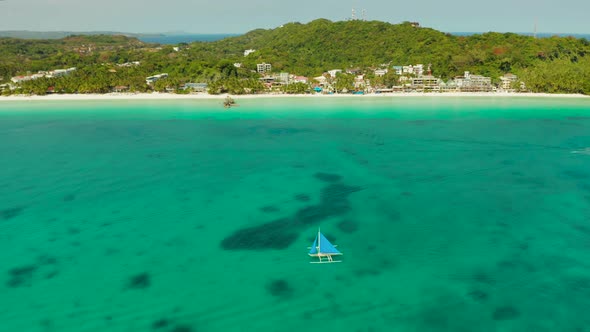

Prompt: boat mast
xmin=317 ymin=227 xmax=321 ymax=254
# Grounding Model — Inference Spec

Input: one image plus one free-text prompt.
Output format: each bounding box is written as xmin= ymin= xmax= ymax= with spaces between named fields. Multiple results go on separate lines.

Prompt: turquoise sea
xmin=1 ymin=96 xmax=590 ymax=332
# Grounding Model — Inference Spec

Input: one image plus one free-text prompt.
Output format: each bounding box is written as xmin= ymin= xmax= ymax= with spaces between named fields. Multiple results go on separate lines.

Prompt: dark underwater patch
xmin=321 ymin=183 xmax=361 ymax=202
xmin=472 ymin=272 xmax=496 ymax=285
xmin=37 ymin=255 xmax=57 ymax=265
xmin=467 ymin=289 xmax=489 ymax=302
xmin=152 ymin=319 xmax=170 ymax=329
xmin=126 ymin=273 xmax=151 ymax=290
xmin=563 ymin=169 xmax=590 ymax=179
xmin=564 ymin=222 xmax=590 ymax=236
xmin=295 ymin=205 xmax=333 ymax=225
xmin=1 ymin=207 xmax=24 ymax=220
xmin=266 ymin=279 xmax=293 ymax=298
xmin=39 ymin=319 xmax=53 ymax=329
xmin=6 ymin=265 xmax=37 ymax=288
xmin=294 ymin=193 xmax=310 ymax=202
xmin=267 ymin=127 xmax=312 ymax=135
xmin=354 ymin=267 xmax=382 ymax=277
xmin=220 ymin=218 xmax=298 ymax=250
xmin=337 ymin=220 xmax=358 ymax=233
xmin=5 ymin=255 xmax=58 ymax=288
xmin=260 ymin=205 xmax=280 ymax=213
xmin=68 ymin=227 xmax=81 ymax=235
xmin=247 ymin=125 xmax=313 ymax=136
xmin=314 ymin=172 xmax=342 ymax=183
xmin=170 ymin=325 xmax=193 ymax=332
xmin=492 ymin=306 xmax=520 ymax=320
xmin=221 ymin=181 xmax=361 ymax=251
xmin=566 ymin=276 xmax=590 ymax=293
xmin=63 ymin=194 xmax=76 ymax=202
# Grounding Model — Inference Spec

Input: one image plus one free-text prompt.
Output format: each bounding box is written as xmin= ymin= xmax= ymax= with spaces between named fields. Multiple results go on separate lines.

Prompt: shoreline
xmin=0 ymin=92 xmax=589 ymax=102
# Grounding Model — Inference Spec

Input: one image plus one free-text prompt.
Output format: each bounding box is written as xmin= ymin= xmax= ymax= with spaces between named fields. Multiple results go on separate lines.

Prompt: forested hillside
xmin=1 ymin=19 xmax=589 ymax=95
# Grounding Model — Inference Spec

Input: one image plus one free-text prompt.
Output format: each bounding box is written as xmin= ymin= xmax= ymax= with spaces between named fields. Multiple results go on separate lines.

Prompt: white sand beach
xmin=0 ymin=92 xmax=588 ymax=102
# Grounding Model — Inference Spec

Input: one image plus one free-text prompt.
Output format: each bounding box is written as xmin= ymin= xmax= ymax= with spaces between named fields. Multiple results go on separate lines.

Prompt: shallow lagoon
xmin=1 ymin=96 xmax=590 ymax=331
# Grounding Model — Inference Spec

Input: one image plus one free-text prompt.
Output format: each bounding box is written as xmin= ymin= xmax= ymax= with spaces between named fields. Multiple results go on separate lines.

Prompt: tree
xmin=382 ymin=70 xmax=400 ymax=88
xmin=281 ymin=82 xmax=308 ymax=94
xmin=334 ymin=73 xmax=354 ymax=93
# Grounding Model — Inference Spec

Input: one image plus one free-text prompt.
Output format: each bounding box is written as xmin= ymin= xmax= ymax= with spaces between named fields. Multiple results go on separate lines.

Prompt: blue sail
xmin=318 ymin=233 xmax=341 ymax=254
xmin=309 ymin=237 xmax=318 ymax=255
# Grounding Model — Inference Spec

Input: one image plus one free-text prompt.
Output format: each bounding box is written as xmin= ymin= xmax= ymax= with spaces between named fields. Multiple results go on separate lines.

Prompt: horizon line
xmin=1 ymin=30 xmax=588 ymax=36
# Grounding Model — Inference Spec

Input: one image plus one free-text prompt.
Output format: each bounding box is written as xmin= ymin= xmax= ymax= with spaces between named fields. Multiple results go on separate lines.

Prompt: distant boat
xmin=223 ymin=95 xmax=236 ymax=108
xmin=308 ymin=228 xmax=342 ymax=263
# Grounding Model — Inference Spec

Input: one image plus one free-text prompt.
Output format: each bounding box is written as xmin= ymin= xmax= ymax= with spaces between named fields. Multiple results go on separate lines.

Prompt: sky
xmin=0 ymin=0 xmax=589 ymax=34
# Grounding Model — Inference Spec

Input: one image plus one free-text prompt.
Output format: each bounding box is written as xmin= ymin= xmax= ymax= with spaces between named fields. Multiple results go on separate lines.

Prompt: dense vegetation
xmin=1 ymin=19 xmax=590 ymax=95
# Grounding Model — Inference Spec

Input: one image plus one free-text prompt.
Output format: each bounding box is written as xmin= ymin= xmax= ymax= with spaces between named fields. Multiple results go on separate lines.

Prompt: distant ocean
xmin=452 ymin=32 xmax=590 ymax=39
xmin=1 ymin=31 xmax=587 ymax=43
xmin=142 ymin=32 xmax=590 ymax=45
xmin=138 ymin=34 xmax=240 ymax=44
xmin=1 ymin=96 xmax=590 ymax=332
xmin=141 ymin=32 xmax=590 ymax=45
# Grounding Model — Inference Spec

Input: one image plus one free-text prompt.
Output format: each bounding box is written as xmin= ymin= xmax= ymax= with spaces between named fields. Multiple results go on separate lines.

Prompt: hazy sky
xmin=0 ymin=0 xmax=589 ymax=34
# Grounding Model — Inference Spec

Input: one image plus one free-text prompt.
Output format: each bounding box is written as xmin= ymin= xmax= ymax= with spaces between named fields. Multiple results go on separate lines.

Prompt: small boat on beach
xmin=308 ymin=228 xmax=342 ymax=263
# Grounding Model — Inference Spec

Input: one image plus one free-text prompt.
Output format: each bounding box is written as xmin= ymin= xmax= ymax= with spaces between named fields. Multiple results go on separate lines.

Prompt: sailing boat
xmin=308 ymin=228 xmax=343 ymax=263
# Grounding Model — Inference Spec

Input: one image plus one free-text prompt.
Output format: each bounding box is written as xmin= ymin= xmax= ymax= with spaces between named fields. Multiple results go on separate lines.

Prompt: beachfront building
xmin=146 ymin=73 xmax=168 ymax=85
xmin=11 ymin=75 xmax=33 ymax=83
xmin=454 ymin=71 xmax=492 ymax=92
xmin=402 ymin=65 xmax=418 ymax=76
xmin=182 ymin=83 xmax=208 ymax=92
xmin=466 ymin=74 xmax=492 ymax=92
xmin=499 ymin=73 xmax=518 ymax=91
xmin=314 ymin=76 xmax=328 ymax=86
xmin=440 ymin=79 xmax=459 ymax=92
xmin=112 ymin=86 xmax=129 ymax=93
xmin=11 ymin=67 xmax=77 ymax=83
xmin=354 ymin=75 xmax=367 ymax=90
xmin=328 ymin=69 xmax=342 ymax=78
xmin=346 ymin=68 xmax=362 ymax=75
xmin=257 ymin=63 xmax=272 ymax=74
xmin=277 ymin=72 xmax=290 ymax=84
xmin=291 ymin=75 xmax=308 ymax=84
xmin=398 ymin=64 xmax=425 ymax=77
xmin=259 ymin=75 xmax=275 ymax=84
xmin=411 ymin=75 xmax=441 ymax=91
xmin=374 ymin=69 xmax=388 ymax=77
xmin=413 ymin=64 xmax=424 ymax=77
xmin=117 ymin=61 xmax=141 ymax=67
xmin=46 ymin=67 xmax=77 ymax=78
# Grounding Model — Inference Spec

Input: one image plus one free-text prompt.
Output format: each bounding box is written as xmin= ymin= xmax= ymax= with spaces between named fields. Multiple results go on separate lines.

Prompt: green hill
xmin=186 ymin=19 xmax=590 ymax=83
xmin=2 ymin=19 xmax=590 ymax=94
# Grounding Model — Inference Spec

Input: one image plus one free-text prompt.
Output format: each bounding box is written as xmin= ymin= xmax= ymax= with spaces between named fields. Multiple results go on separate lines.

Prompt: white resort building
xmin=257 ymin=63 xmax=272 ymax=74
xmin=145 ymin=73 xmax=169 ymax=85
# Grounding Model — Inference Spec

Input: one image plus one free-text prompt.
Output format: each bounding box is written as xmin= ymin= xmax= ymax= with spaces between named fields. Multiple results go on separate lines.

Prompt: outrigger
xmin=308 ymin=227 xmax=343 ymax=263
